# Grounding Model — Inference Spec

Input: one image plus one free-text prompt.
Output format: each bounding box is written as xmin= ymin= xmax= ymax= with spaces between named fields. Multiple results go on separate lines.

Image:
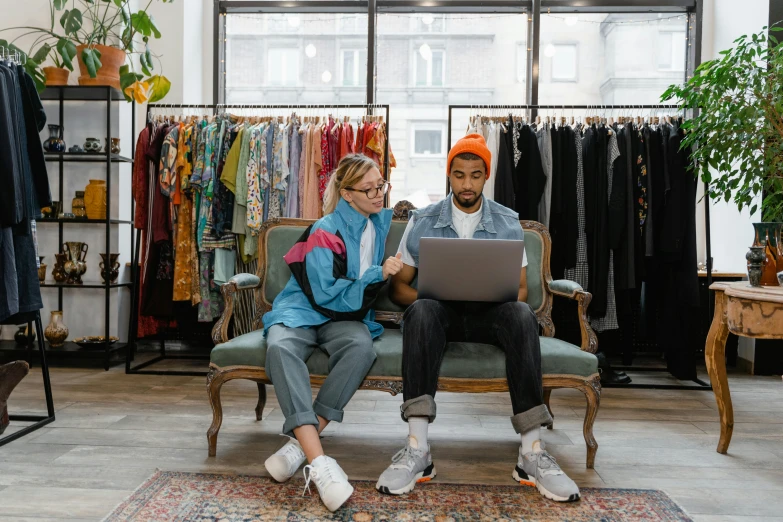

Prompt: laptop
xmin=417 ymin=237 xmax=525 ymax=303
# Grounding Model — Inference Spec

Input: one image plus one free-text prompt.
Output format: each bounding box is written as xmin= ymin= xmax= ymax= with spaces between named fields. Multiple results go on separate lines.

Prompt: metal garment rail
xmin=126 ymin=103 xmax=391 ymax=376
xmin=448 ymin=104 xmax=711 ymax=391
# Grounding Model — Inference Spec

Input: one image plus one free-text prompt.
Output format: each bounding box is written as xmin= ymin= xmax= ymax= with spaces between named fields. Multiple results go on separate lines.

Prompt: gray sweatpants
xmin=265 ymin=322 xmax=377 ymax=437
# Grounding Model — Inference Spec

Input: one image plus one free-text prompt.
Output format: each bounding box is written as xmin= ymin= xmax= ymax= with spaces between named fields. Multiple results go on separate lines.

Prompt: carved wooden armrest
xmin=547 ymin=279 xmax=598 ymax=354
xmin=211 ymin=274 xmax=261 ymax=345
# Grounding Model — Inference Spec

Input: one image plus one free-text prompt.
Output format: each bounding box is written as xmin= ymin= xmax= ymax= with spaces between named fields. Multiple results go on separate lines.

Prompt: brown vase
xmin=52 ymin=253 xmax=68 ymax=283
xmin=76 ymin=44 xmax=124 ymax=90
xmin=99 ymin=253 xmax=120 ymax=284
xmin=44 ymin=311 xmax=69 ymax=348
xmin=38 ymin=256 xmax=47 ymax=283
xmin=84 ymin=180 xmax=107 ymax=219
xmin=761 ymin=230 xmax=780 ymax=286
xmin=43 ymin=66 xmax=69 ymax=86
xmin=72 ymin=191 xmax=87 ymax=219
xmin=63 ymin=242 xmax=88 ymax=285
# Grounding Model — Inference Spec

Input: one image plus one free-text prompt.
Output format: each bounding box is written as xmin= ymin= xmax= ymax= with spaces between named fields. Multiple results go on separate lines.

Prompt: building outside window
xmin=415 ymin=13 xmax=447 ymax=33
xmin=414 ymin=48 xmax=445 ymax=87
xmin=411 ymin=124 xmax=445 ymax=157
xmin=517 ymin=42 xmax=527 ymax=83
xmin=550 ymin=43 xmax=578 ymax=81
xmin=267 ymin=48 xmax=299 ymax=86
xmin=657 ymin=30 xmax=687 ymax=71
xmin=341 ymin=49 xmax=367 ymax=86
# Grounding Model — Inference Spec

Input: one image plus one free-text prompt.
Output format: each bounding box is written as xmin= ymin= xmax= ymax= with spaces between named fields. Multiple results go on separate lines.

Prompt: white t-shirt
xmin=397 ymin=198 xmax=528 ymax=268
xmin=359 ymin=220 xmax=376 ymax=277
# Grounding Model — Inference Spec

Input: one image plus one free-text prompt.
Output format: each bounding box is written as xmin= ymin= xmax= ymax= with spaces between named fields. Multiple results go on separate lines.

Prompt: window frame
xmin=549 ymin=42 xmax=578 ymax=83
xmin=657 ymin=29 xmax=687 ymax=72
xmin=340 ymin=48 xmax=367 ymax=87
xmin=410 ymin=122 xmax=447 ymax=158
xmin=413 ymin=47 xmax=446 ymax=88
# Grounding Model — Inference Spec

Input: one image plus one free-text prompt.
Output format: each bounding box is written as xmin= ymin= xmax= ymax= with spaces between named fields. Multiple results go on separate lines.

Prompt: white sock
xmin=408 ymin=417 xmax=429 ymax=450
xmin=520 ymin=428 xmax=540 ymax=455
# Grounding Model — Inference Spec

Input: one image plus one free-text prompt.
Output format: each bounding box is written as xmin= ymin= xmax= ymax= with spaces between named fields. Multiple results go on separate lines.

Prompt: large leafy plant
xmin=662 ymin=26 xmax=783 ymax=221
xmin=1 ymin=0 xmax=172 ymax=102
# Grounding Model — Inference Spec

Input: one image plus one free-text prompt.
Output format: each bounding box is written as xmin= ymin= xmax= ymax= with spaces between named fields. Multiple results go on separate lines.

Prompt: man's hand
xmin=383 ymin=253 xmax=404 ymax=281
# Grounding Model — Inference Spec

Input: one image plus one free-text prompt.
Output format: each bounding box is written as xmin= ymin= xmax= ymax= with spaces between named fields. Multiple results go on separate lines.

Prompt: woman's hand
xmin=382 ymin=253 xmax=404 ymax=281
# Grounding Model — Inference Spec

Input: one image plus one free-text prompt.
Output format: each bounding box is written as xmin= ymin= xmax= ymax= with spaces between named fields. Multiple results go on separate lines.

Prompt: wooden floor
xmin=1 ymin=364 xmax=782 ymax=521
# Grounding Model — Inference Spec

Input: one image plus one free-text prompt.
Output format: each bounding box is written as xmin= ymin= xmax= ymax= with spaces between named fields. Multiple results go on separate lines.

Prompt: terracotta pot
xmin=76 ymin=44 xmax=125 ymax=90
xmin=43 ymin=66 xmax=69 ymax=86
xmin=84 ymin=179 xmax=107 ymax=219
xmin=44 ymin=311 xmax=69 ymax=348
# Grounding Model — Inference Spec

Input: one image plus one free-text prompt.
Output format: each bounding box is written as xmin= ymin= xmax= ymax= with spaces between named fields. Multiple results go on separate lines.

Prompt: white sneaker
xmin=264 ymin=437 xmax=306 ymax=483
xmin=303 ymin=455 xmax=354 ymax=512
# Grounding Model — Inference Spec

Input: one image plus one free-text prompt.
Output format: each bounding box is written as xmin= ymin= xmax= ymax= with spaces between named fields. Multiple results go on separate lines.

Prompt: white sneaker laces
xmin=280 ymin=440 xmax=303 ymax=465
xmin=302 ymin=459 xmax=340 ymax=497
xmin=536 ymin=451 xmax=564 ymax=479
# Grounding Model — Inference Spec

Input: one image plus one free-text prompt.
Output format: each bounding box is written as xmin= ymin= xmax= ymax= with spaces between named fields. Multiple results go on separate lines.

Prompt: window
xmin=267 ymin=14 xmax=300 ymax=33
xmin=339 ymin=14 xmax=363 ymax=33
xmin=267 ymin=48 xmax=299 ymax=86
xmin=658 ymin=31 xmax=686 ymax=71
xmin=517 ymin=42 xmax=527 ymax=83
xmin=341 ymin=49 xmax=367 ymax=86
xmin=416 ymin=13 xmax=446 ymax=33
xmin=414 ymin=49 xmax=445 ymax=87
xmin=412 ymin=125 xmax=445 ymax=156
xmin=551 ymin=44 xmax=577 ymax=81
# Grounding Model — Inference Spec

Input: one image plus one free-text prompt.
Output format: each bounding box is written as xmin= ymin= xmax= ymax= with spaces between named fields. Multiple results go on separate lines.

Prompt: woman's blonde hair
xmin=322 ymin=154 xmax=380 ymax=215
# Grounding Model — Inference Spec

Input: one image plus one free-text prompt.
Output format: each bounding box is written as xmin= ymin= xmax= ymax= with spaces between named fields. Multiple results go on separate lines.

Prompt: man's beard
xmin=454 ymin=191 xmax=481 ymax=210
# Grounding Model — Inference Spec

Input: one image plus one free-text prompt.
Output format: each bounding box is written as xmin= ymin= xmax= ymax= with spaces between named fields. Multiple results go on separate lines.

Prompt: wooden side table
xmin=706 ymin=282 xmax=783 ymax=453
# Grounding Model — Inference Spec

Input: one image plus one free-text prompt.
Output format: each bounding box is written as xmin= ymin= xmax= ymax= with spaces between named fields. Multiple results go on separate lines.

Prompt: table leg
xmin=705 ymin=289 xmax=733 ymax=454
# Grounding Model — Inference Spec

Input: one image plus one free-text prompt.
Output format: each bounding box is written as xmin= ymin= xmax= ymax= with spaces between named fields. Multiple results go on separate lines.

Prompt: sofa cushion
xmin=210 ymin=329 xmax=598 ymax=379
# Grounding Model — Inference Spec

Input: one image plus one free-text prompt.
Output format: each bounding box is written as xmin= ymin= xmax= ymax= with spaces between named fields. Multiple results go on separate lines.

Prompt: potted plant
xmin=662 ymin=25 xmax=783 ymax=285
xmin=1 ymin=0 xmax=172 ymax=103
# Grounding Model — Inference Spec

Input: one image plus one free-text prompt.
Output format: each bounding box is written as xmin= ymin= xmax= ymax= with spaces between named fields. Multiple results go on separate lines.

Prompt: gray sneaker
xmin=376 ymin=436 xmax=436 ymax=495
xmin=513 ymin=441 xmax=581 ymax=502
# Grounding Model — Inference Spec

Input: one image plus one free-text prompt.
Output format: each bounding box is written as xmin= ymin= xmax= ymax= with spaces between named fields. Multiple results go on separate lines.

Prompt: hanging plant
xmin=662 ymin=25 xmax=783 ymax=221
xmin=1 ymin=0 xmax=173 ymax=103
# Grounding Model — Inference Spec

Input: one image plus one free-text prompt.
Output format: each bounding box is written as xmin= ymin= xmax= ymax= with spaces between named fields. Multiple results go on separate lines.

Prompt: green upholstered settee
xmin=208 ymin=218 xmax=601 ymax=468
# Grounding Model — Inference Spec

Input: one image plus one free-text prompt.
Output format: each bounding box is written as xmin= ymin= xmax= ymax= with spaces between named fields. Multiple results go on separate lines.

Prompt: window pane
xmin=343 ymin=51 xmax=356 ymax=86
xmin=414 ymin=129 xmax=442 ymax=155
xmin=539 ymin=13 xmax=688 ymax=105
xmin=657 ymin=32 xmax=674 ymax=69
xmin=377 ymin=12 xmax=527 ymax=206
xmin=226 ymin=13 xmax=368 ymax=103
xmin=517 ymin=43 xmax=527 ymax=83
xmin=551 ymin=44 xmax=576 ymax=80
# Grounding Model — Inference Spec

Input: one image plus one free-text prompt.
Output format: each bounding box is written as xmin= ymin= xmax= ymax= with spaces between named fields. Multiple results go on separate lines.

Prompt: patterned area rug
xmin=103 ymin=471 xmax=692 ymax=521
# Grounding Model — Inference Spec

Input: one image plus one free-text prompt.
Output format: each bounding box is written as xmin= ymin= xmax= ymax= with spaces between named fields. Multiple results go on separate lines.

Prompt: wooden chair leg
xmin=543 ymin=389 xmax=553 ymax=430
xmin=580 ymin=376 xmax=601 ymax=469
xmin=255 ymin=382 xmax=267 ymax=421
xmin=206 ymin=367 xmax=227 ymax=457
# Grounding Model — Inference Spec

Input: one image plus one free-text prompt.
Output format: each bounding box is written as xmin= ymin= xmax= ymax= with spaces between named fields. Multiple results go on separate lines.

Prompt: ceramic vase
xmin=752 ymin=223 xmax=782 ymax=286
xmin=84 ymin=180 xmax=107 ymax=220
xmin=42 ymin=124 xmax=65 ymax=153
xmin=104 ymin=138 xmax=121 ymax=155
xmin=99 ymin=253 xmax=120 ymax=284
xmin=44 ymin=311 xmax=68 ymax=348
xmin=84 ymin=138 xmax=101 ymax=153
xmin=747 ymin=245 xmax=766 ymax=287
xmin=37 ymin=256 xmax=46 ymax=283
xmin=72 ymin=191 xmax=87 ymax=219
xmin=52 ymin=253 xmax=68 ymax=283
xmin=63 ymin=242 xmax=88 ymax=284
xmin=14 ymin=325 xmax=35 ymax=346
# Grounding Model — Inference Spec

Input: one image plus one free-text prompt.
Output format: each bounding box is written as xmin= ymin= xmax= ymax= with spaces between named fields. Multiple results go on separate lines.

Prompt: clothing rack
xmin=448 ymin=104 xmax=711 ymax=392
xmin=126 ymin=103 xmax=391 ymax=376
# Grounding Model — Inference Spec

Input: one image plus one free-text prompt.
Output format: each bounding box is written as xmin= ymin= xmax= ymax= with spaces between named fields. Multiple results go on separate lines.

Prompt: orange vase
xmin=761 ymin=230 xmax=779 ymax=286
xmin=84 ymin=179 xmax=107 ymax=220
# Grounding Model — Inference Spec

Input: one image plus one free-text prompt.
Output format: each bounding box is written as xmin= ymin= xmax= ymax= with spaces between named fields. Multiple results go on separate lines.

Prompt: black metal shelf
xmin=40 ymin=85 xmax=125 ymax=102
xmin=37 ymin=218 xmax=132 ymax=225
xmin=0 ymin=340 xmax=126 ymax=369
xmin=39 ymin=281 xmax=132 ymax=289
xmin=44 ymin=153 xmax=133 ymax=163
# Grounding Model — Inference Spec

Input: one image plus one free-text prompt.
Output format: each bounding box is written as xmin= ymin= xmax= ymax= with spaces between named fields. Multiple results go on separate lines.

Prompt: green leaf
xmin=145 ymin=48 xmax=153 ymax=71
xmin=31 ymin=43 xmax=51 ymax=64
xmin=81 ymin=47 xmax=103 ymax=78
xmin=146 ymin=74 xmax=171 ymax=103
xmin=53 ymin=0 xmax=67 ymax=9
xmin=56 ymin=38 xmax=77 ymax=71
xmin=130 ymin=11 xmax=153 ymax=37
xmin=60 ymin=9 xmax=83 ymax=35
xmin=771 ymin=26 xmax=783 ymax=32
xmin=120 ymin=71 xmax=143 ymax=102
xmin=148 ymin=15 xmax=161 ymax=39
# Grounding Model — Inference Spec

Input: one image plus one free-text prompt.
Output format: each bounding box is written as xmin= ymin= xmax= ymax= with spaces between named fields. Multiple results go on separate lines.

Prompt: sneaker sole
xmin=376 ymin=463 xmax=437 ymax=496
xmin=512 ymin=467 xmax=580 ymax=503
xmin=323 ymin=483 xmax=354 ymax=512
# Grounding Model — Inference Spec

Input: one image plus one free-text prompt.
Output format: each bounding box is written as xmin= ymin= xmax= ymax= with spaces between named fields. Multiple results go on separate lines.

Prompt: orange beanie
xmin=447 ymin=133 xmax=492 ymax=179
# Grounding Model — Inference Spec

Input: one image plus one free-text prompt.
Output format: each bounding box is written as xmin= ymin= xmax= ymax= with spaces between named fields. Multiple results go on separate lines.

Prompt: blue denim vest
xmin=405 ymin=194 xmax=524 ymax=266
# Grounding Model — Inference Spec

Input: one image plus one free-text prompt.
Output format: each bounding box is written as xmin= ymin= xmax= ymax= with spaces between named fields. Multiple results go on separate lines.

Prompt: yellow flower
xmin=124 ymin=81 xmax=150 ymax=104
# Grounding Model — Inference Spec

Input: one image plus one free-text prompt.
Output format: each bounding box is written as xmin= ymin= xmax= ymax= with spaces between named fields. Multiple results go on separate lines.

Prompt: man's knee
xmin=497 ymin=301 xmax=539 ymax=334
xmin=404 ymin=299 xmax=444 ymax=323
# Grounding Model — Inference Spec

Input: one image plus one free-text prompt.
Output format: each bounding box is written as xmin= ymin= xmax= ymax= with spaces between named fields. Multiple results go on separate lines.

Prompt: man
xmin=375 ymin=134 xmax=580 ymax=502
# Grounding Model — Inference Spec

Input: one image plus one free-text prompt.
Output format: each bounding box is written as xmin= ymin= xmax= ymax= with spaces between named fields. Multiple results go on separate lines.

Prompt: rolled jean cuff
xmin=282 ymin=411 xmax=320 ymax=437
xmin=510 ymin=404 xmax=553 ymax=434
xmin=400 ymin=394 xmax=437 ymax=423
xmin=313 ymin=400 xmax=344 ymax=423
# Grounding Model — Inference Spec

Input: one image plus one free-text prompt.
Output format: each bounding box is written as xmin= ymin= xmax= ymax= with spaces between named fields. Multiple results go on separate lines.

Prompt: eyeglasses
xmin=344 ymin=181 xmax=391 ymax=199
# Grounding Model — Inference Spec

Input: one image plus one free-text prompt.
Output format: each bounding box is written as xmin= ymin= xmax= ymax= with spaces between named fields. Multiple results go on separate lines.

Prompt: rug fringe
xmin=100 ymin=468 xmax=162 ymax=522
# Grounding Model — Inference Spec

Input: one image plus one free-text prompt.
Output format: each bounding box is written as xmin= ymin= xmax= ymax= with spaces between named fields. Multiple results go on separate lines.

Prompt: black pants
xmin=400 ymin=299 xmax=553 ymax=433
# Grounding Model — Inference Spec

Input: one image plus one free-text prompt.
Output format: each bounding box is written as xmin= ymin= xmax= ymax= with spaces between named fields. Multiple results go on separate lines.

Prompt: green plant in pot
xmin=662 ymin=25 xmax=783 ymax=286
xmin=1 ymin=0 xmax=172 ymax=102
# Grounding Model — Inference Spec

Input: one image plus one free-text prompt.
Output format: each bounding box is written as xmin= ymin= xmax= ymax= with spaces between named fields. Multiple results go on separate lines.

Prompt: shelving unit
xmin=1 ymin=86 xmax=135 ymax=371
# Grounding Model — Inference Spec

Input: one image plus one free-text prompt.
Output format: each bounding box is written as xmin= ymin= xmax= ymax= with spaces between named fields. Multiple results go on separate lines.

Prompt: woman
xmin=262 ymin=154 xmax=403 ymax=512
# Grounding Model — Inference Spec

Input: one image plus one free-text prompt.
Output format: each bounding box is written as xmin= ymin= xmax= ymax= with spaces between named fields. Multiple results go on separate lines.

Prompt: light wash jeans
xmin=265 ymin=321 xmax=377 ymax=436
